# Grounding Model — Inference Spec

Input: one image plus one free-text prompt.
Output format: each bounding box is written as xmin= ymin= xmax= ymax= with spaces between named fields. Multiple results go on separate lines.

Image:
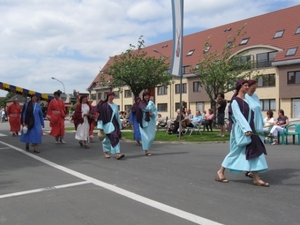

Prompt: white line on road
xmin=0 ymin=147 xmax=10 ymax=150
xmin=0 ymin=140 xmax=224 ymax=225
xmin=0 ymin=181 xmax=90 ymax=199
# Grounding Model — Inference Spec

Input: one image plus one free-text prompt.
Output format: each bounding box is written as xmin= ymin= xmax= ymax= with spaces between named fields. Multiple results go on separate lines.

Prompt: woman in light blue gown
xmin=97 ymin=92 xmax=124 ymax=160
xmin=215 ymin=80 xmax=269 ymax=187
xmin=136 ymin=91 xmax=157 ymax=156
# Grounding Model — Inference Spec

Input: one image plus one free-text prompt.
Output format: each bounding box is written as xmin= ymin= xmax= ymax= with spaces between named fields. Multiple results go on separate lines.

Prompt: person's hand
xmin=245 ymin=131 xmax=252 ymax=136
xmin=149 ymin=112 xmax=153 ymax=116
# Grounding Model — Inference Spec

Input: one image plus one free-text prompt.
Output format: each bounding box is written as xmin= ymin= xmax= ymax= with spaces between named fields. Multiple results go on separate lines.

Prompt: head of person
xmin=203 ymin=109 xmax=207 ymax=115
xmin=266 ymin=110 xmax=273 ymax=118
xmin=186 ymin=109 xmax=191 ymax=114
xmin=88 ymin=98 xmax=93 ymax=105
xmin=135 ymin=97 xmax=141 ymax=104
xmin=176 ymin=109 xmax=180 ymax=115
xmin=208 ymin=109 xmax=213 ymax=114
xmin=235 ymin=79 xmax=249 ymax=95
xmin=13 ymin=97 xmax=18 ymax=104
xmin=248 ymin=79 xmax=257 ymax=95
xmin=157 ymin=113 xmax=162 ymax=118
xmin=54 ymin=91 xmax=61 ymax=100
xmin=278 ymin=109 xmax=285 ymax=117
xmin=142 ymin=91 xmax=150 ymax=102
xmin=31 ymin=94 xmax=38 ymax=102
xmin=80 ymin=95 xmax=87 ymax=104
xmin=195 ymin=110 xmax=201 ymax=116
xmin=217 ymin=93 xmax=224 ymax=100
xmin=106 ymin=91 xmax=115 ymax=102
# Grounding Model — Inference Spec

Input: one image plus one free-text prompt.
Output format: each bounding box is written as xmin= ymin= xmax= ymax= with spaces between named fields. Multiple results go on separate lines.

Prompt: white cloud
xmin=1 ymin=0 xmax=299 ymax=96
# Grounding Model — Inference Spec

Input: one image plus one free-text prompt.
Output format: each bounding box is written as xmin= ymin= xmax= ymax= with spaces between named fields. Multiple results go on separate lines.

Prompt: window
xmin=114 ymin=91 xmax=119 ymax=99
xmin=226 ymin=41 xmax=233 ymax=48
xmin=296 ymin=26 xmax=300 ymax=34
xmin=193 ymin=82 xmax=201 ymax=92
xmin=124 ymin=90 xmax=132 ymax=98
xmin=256 ymin=51 xmax=277 ymax=68
xmin=285 ymin=47 xmax=298 ymax=57
xmin=260 ymin=99 xmax=275 ymax=111
xmin=91 ymin=94 xmax=96 ymax=100
xmin=239 ymin=37 xmax=250 ymax=45
xmin=104 ymin=92 xmax=108 ymax=99
xmin=157 ymin=103 xmax=168 ymax=112
xmin=97 ymin=92 xmax=102 ymax=100
xmin=204 ymin=45 xmax=211 ymax=53
xmin=274 ymin=30 xmax=284 ymax=38
xmin=186 ymin=49 xmax=194 ymax=56
xmin=125 ymin=105 xmax=132 ymax=110
xmin=196 ymin=102 xmax=203 ymax=113
xmin=157 ymin=86 xmax=167 ymax=95
xmin=182 ymin=65 xmax=190 ymax=74
xmin=257 ymin=74 xmax=275 ymax=87
xmin=175 ymin=83 xmax=187 ymax=94
xmin=287 ymin=71 xmax=300 ymax=85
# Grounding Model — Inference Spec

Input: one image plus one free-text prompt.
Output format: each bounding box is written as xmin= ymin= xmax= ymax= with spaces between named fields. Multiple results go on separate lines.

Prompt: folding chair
xmin=186 ymin=122 xmax=202 ymax=136
xmin=281 ymin=124 xmax=300 ymax=145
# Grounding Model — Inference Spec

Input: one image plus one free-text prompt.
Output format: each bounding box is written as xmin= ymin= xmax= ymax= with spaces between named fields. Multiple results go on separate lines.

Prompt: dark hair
xmin=54 ymin=91 xmax=61 ymax=97
xmin=218 ymin=93 xmax=224 ymax=99
xmin=80 ymin=95 xmax=87 ymax=103
xmin=267 ymin=110 xmax=273 ymax=117
xmin=278 ymin=109 xmax=284 ymax=115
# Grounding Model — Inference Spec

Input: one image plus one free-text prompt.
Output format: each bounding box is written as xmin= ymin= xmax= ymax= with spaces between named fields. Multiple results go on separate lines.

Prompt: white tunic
xmin=75 ymin=104 xmax=90 ymax=141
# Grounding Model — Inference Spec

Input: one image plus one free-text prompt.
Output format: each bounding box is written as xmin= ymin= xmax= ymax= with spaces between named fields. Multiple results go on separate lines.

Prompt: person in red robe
xmin=47 ymin=91 xmax=66 ymax=144
xmin=7 ymin=97 xmax=22 ymax=136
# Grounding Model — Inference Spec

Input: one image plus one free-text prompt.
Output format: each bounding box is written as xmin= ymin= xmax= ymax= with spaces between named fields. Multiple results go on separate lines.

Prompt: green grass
xmin=65 ymin=126 xmax=230 ymax=143
xmin=121 ymin=130 xmax=230 ymax=143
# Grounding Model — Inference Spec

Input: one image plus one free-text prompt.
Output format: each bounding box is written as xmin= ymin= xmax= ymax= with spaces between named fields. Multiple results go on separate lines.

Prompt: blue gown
xmin=139 ymin=101 xmax=158 ymax=151
xmin=98 ymin=103 xmax=121 ymax=154
xmin=129 ymin=111 xmax=141 ymax=141
xmin=221 ymin=98 xmax=268 ymax=173
xmin=20 ymin=103 xmax=44 ymax=144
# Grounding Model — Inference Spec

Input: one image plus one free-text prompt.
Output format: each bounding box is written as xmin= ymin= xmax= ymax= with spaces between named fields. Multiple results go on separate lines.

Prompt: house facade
xmin=88 ymin=5 xmax=300 ymax=119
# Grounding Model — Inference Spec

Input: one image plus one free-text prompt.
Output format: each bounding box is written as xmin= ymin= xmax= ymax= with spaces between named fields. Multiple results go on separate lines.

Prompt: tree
xmin=102 ymin=36 xmax=172 ymax=97
xmin=193 ymin=24 xmax=259 ymax=106
xmin=0 ymin=92 xmax=15 ymax=107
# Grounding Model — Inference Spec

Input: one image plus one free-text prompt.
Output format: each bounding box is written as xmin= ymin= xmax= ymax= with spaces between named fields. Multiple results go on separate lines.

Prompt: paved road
xmin=0 ymin=121 xmax=299 ymax=225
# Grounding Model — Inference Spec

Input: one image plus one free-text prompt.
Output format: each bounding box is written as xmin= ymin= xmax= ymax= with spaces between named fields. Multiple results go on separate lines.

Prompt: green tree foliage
xmin=102 ymin=36 xmax=172 ymax=97
xmin=0 ymin=92 xmax=15 ymax=107
xmin=193 ymin=24 xmax=259 ymax=102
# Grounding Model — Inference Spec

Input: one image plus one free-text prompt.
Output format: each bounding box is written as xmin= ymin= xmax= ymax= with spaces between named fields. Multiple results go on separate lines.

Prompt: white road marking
xmin=0 ymin=147 xmax=10 ymax=150
xmin=0 ymin=133 xmax=7 ymax=136
xmin=0 ymin=181 xmax=90 ymax=199
xmin=0 ymin=140 xmax=223 ymax=225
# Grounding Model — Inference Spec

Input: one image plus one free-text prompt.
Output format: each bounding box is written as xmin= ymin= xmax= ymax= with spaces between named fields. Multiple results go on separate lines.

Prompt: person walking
xmin=136 ymin=91 xmax=158 ymax=156
xmin=129 ymin=97 xmax=142 ymax=146
xmin=7 ymin=97 xmax=22 ymax=136
xmin=97 ymin=92 xmax=124 ymax=160
xmin=216 ymin=93 xmax=227 ymax=137
xmin=47 ymin=91 xmax=66 ymax=144
xmin=73 ymin=95 xmax=93 ymax=149
xmin=20 ymin=95 xmax=44 ymax=153
xmin=215 ymin=80 xmax=269 ymax=187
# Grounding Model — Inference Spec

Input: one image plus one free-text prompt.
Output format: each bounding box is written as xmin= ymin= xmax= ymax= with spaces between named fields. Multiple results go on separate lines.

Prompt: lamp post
xmin=51 ymin=77 xmax=65 ymax=94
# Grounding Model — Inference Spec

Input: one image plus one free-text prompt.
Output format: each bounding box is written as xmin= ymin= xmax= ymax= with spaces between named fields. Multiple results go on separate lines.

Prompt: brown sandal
xmin=104 ymin=153 xmax=111 ymax=158
xmin=116 ymin=154 xmax=125 ymax=160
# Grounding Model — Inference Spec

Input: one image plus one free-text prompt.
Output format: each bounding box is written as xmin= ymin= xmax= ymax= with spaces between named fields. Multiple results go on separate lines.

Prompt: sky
xmin=1 ymin=0 xmax=300 ymax=97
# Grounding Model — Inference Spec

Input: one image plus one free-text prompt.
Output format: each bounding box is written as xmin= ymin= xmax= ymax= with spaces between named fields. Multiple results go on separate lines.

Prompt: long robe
xmin=20 ymin=102 xmax=44 ymax=144
xmin=221 ymin=97 xmax=268 ymax=173
xmin=139 ymin=101 xmax=157 ymax=151
xmin=129 ymin=104 xmax=141 ymax=142
xmin=47 ymin=99 xmax=66 ymax=137
xmin=97 ymin=102 xmax=122 ymax=154
xmin=74 ymin=103 xmax=91 ymax=141
xmin=7 ymin=103 xmax=22 ymax=132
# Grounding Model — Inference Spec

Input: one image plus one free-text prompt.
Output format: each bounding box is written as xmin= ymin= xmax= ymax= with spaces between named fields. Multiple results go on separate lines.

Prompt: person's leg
xmin=33 ymin=144 xmax=40 ymax=153
xmin=252 ymin=171 xmax=269 ymax=187
xmin=215 ymin=166 xmax=228 ymax=183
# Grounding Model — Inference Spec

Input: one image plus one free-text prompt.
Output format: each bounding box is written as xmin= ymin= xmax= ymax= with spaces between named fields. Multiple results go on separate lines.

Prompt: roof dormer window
xmin=296 ymin=26 xmax=300 ymax=35
xmin=239 ymin=37 xmax=250 ymax=45
xmin=204 ymin=45 xmax=211 ymax=53
xmin=186 ymin=49 xmax=195 ymax=56
xmin=285 ymin=47 xmax=298 ymax=57
xmin=274 ymin=30 xmax=284 ymax=39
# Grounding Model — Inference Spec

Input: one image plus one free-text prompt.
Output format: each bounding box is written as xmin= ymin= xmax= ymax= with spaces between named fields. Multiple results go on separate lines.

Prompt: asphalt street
xmin=0 ymin=120 xmax=299 ymax=225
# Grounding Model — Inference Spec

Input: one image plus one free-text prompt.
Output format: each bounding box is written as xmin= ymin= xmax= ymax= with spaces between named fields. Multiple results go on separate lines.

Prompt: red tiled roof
xmin=89 ymin=5 xmax=300 ymax=89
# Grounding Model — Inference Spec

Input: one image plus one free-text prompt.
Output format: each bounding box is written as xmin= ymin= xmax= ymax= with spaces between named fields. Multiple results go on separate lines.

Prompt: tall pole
xmin=51 ymin=77 xmax=65 ymax=94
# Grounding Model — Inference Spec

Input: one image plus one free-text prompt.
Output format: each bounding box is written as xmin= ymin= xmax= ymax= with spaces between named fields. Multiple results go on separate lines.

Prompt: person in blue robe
xmin=20 ymin=95 xmax=44 ymax=153
xmin=215 ymin=80 xmax=269 ymax=187
xmin=129 ymin=97 xmax=142 ymax=146
xmin=136 ymin=91 xmax=158 ymax=156
xmin=97 ymin=92 xmax=124 ymax=160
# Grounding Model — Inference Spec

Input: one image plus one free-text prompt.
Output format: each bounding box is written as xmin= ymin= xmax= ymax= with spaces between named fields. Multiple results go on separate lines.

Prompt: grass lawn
xmin=65 ymin=126 xmax=230 ymax=143
xmin=121 ymin=130 xmax=230 ymax=143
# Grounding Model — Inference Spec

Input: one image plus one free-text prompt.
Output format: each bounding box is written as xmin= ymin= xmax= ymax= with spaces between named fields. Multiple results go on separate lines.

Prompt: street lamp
xmin=51 ymin=77 xmax=65 ymax=94
xmin=153 ymin=49 xmax=164 ymax=57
